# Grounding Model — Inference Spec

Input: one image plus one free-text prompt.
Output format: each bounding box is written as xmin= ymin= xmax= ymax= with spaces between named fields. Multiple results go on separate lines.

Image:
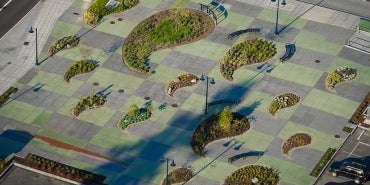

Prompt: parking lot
xmin=316 ymin=127 xmax=370 ymax=185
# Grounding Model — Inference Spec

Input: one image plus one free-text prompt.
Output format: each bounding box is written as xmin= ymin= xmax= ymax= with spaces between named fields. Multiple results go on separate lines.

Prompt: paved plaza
xmin=0 ymin=0 xmax=370 ymax=185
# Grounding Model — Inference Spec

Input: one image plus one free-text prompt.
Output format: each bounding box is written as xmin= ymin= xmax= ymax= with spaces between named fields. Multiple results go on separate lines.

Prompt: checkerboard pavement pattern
xmin=1 ymin=0 xmax=369 ymax=184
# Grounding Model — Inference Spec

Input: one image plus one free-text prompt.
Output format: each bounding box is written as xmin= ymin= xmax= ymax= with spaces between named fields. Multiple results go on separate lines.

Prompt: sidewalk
xmin=0 ymin=0 xmax=74 ymax=95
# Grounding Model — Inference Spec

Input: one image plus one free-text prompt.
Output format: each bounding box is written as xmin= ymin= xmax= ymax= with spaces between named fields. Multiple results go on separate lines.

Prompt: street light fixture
xmin=270 ymin=0 xmax=286 ymax=35
xmin=199 ymin=74 xmax=215 ymax=115
xmin=160 ymin=157 xmax=176 ymax=185
xmin=29 ymin=27 xmax=39 ymax=66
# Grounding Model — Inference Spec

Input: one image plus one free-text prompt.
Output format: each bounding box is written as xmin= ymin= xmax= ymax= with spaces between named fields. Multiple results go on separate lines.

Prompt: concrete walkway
xmin=0 ymin=0 xmax=74 ymax=94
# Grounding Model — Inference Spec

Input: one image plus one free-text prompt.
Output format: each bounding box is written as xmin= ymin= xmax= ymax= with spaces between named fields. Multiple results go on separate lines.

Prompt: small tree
xmin=128 ymin=104 xmax=139 ymax=116
xmin=219 ymin=107 xmax=232 ymax=130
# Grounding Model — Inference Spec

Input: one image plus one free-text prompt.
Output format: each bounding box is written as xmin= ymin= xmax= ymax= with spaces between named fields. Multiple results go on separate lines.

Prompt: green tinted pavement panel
xmin=87 ymin=68 xmax=145 ymax=94
xmin=139 ymin=0 xmax=162 ymax=9
xmin=37 ymin=129 xmax=86 ymax=148
xmin=277 ymin=121 xmax=344 ymax=152
xmin=257 ymin=155 xmax=315 ymax=185
xmin=302 ymin=89 xmax=360 ymax=119
xmin=149 ymin=65 xmax=187 ymax=84
xmin=71 ymin=0 xmax=90 ymax=9
xmin=267 ymin=62 xmax=323 ymax=87
xmin=174 ymin=40 xmax=229 ymax=61
xmin=0 ymin=101 xmax=52 ymax=126
xmin=28 ymin=71 xmax=83 ymax=96
xmin=294 ymin=30 xmax=343 ymax=56
xmin=326 ymin=57 xmax=370 ymax=86
xmin=233 ymin=68 xmax=265 ymax=88
xmin=217 ymin=11 xmax=255 ymax=30
xmin=150 ymin=106 xmax=178 ymax=125
xmin=89 ymin=127 xmax=148 ymax=156
xmin=95 ymin=16 xmax=137 ymax=38
xmin=257 ymin=9 xmax=307 ymax=29
xmin=58 ymin=98 xmax=78 ymax=116
xmin=56 ymin=44 xmax=111 ymax=64
xmin=237 ymin=90 xmax=273 ymax=114
xmin=234 ymin=129 xmax=275 ymax=150
xmin=153 ymin=126 xmax=192 ymax=151
xmin=274 ymin=102 xmax=299 ymax=120
xmin=50 ymin=20 xmax=82 ymax=38
xmin=78 ymin=106 xmax=116 ymax=126
xmin=180 ymin=93 xmax=207 ymax=114
xmin=148 ymin=49 xmax=171 ymax=64
xmin=119 ymin=95 xmax=156 ymax=113
xmin=124 ymin=158 xmax=164 ymax=184
xmin=191 ymin=157 xmax=238 ymax=182
xmin=28 ymin=139 xmax=78 ymax=159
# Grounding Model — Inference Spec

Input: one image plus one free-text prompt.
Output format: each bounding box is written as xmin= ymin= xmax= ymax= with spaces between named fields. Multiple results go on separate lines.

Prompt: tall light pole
xmin=29 ymin=27 xmax=39 ymax=66
xmin=160 ymin=157 xmax=176 ymax=185
xmin=200 ymin=74 xmax=215 ymax=115
xmin=271 ymin=0 xmax=286 ymax=35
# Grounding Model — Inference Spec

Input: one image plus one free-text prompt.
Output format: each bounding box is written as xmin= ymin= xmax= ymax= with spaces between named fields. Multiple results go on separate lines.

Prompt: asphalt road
xmin=0 ymin=0 xmax=39 ymax=39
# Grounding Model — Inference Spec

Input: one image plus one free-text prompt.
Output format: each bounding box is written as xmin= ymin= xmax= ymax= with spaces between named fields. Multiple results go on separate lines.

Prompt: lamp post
xmin=271 ymin=0 xmax=286 ymax=35
xmin=160 ymin=157 xmax=176 ymax=185
xmin=199 ymin=74 xmax=215 ymax=115
xmin=28 ymin=27 xmax=39 ymax=66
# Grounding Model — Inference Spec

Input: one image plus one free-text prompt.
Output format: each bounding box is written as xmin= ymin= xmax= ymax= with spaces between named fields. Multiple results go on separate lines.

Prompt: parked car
xmin=330 ymin=161 xmax=370 ymax=184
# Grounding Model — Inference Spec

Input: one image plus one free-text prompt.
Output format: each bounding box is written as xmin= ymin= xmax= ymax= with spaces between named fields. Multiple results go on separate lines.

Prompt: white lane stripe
xmin=0 ymin=0 xmax=13 ymax=11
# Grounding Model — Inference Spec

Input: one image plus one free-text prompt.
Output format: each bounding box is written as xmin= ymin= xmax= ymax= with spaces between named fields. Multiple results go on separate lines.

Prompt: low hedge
xmin=0 ymin=87 xmax=18 ymax=106
xmin=310 ymin=147 xmax=336 ymax=177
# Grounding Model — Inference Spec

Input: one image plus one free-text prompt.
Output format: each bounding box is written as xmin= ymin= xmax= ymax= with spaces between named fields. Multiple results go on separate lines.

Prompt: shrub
xmin=64 ymin=60 xmax=97 ymax=82
xmin=73 ymin=91 xmax=106 ymax=117
xmin=120 ymin=104 xmax=153 ymax=129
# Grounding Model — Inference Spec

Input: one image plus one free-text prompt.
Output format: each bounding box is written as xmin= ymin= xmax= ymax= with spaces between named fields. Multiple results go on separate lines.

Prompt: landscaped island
xmin=73 ymin=91 xmax=106 ymax=117
xmin=64 ymin=60 xmax=98 ymax=83
xmin=268 ymin=92 xmax=300 ymax=116
xmin=282 ymin=133 xmax=312 ymax=158
xmin=167 ymin=73 xmax=198 ymax=97
xmin=122 ymin=8 xmax=215 ymax=74
xmin=48 ymin=35 xmax=79 ymax=56
xmin=326 ymin=66 xmax=357 ymax=92
xmin=223 ymin=165 xmax=279 ymax=185
xmin=220 ymin=39 xmax=276 ymax=81
xmin=119 ymin=104 xmax=153 ymax=129
xmin=191 ymin=107 xmax=251 ymax=156
xmin=162 ymin=168 xmax=194 ymax=185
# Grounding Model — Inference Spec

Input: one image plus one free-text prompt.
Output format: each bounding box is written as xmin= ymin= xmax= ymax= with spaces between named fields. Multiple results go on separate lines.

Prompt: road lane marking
xmin=0 ymin=0 xmax=13 ymax=11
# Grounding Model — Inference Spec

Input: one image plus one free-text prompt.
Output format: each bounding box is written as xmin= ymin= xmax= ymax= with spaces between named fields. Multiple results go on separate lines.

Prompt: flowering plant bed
xmin=191 ymin=107 xmax=251 ymax=156
xmin=161 ymin=168 xmax=194 ymax=185
xmin=83 ymin=0 xmax=139 ymax=26
xmin=48 ymin=35 xmax=79 ymax=56
xmin=268 ymin=92 xmax=300 ymax=116
xmin=122 ymin=8 xmax=215 ymax=74
xmin=220 ymin=39 xmax=276 ymax=81
xmin=310 ymin=147 xmax=336 ymax=177
xmin=167 ymin=73 xmax=198 ymax=97
xmin=223 ymin=165 xmax=279 ymax=185
xmin=73 ymin=91 xmax=106 ymax=117
xmin=21 ymin=153 xmax=106 ymax=184
xmin=282 ymin=133 xmax=312 ymax=158
xmin=326 ymin=66 xmax=357 ymax=92
xmin=349 ymin=92 xmax=370 ymax=126
xmin=119 ymin=104 xmax=153 ymax=129
xmin=64 ymin=60 xmax=98 ymax=82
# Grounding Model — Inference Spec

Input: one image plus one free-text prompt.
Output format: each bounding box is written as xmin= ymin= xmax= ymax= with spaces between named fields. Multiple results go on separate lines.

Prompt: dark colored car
xmin=330 ymin=161 xmax=370 ymax=184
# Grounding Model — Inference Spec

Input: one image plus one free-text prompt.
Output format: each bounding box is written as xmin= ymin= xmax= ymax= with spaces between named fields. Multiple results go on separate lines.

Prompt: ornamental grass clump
xmin=48 ymin=35 xmax=79 ymax=56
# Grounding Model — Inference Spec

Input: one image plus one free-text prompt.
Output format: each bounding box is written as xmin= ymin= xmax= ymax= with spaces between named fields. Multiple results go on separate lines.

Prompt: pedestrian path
xmin=0 ymin=0 xmax=74 ymax=94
